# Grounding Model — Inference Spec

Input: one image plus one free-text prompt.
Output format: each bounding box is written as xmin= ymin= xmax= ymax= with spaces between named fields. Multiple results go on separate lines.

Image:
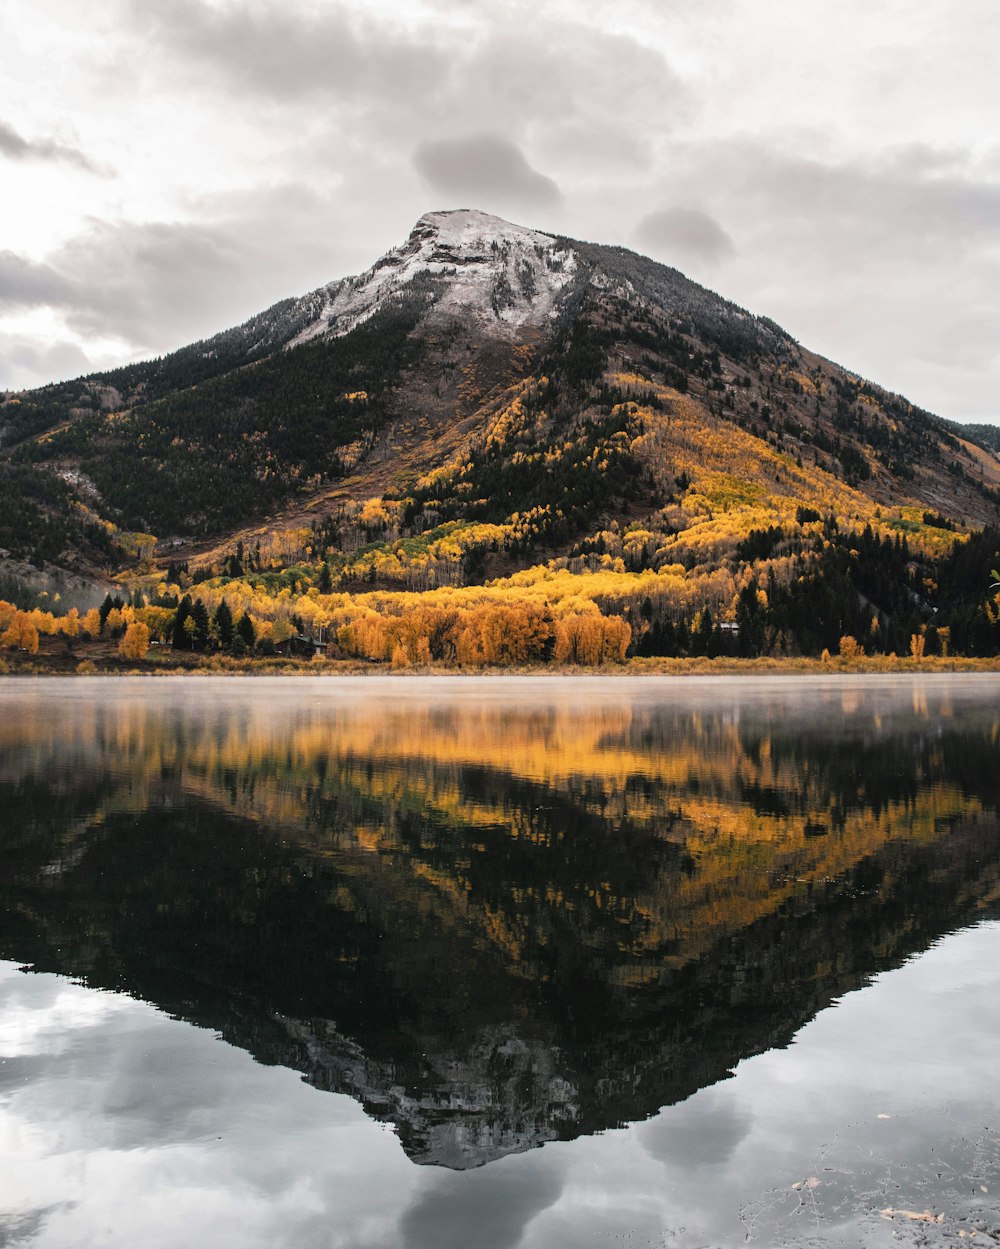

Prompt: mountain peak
xmin=287 ymin=208 xmax=579 ymax=348
xmin=409 ymin=208 xmax=555 ymax=250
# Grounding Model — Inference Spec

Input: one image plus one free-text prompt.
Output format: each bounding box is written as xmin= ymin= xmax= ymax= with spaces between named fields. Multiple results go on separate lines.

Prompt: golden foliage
xmin=119 ymin=621 xmax=151 ymax=660
xmin=1 ymin=612 xmax=40 ymax=654
xmin=839 ymin=635 xmax=863 ymax=661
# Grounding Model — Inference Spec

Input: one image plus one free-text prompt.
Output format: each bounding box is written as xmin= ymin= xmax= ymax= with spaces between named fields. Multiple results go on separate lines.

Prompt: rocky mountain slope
xmin=6 ymin=209 xmax=998 ymax=544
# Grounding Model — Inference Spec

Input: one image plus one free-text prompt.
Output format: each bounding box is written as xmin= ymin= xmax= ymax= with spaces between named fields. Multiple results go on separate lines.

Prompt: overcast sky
xmin=1 ymin=0 xmax=998 ymax=424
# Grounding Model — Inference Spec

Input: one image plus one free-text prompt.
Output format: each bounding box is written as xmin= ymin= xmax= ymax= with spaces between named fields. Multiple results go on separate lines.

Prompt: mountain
xmin=3 ymin=209 xmax=1000 ymax=659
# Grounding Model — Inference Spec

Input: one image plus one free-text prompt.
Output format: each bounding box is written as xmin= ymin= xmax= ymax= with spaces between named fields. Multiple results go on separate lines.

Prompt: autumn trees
xmin=119 ymin=621 xmax=151 ymax=661
xmin=335 ymin=601 xmax=630 ymax=668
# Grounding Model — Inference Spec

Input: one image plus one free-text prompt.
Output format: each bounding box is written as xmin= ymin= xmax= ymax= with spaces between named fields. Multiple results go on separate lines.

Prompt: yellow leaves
xmin=553 ymin=615 xmax=630 ymax=665
xmin=136 ymin=606 xmax=173 ymax=641
xmin=839 ymin=635 xmax=863 ymax=661
xmin=359 ymin=497 xmax=393 ymax=526
xmin=330 ymin=593 xmax=630 ymax=669
xmin=787 ymin=371 xmax=817 ymax=394
xmin=118 ymin=621 xmax=151 ymax=661
xmin=698 ymin=472 xmax=766 ymax=511
xmin=1 ymin=612 xmax=39 ymax=654
xmin=610 ymin=370 xmax=652 ymax=388
xmin=484 ymin=395 xmax=530 ymax=452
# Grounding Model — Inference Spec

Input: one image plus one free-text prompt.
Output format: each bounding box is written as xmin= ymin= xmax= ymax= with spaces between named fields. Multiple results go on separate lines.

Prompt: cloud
xmin=129 ymin=0 xmax=448 ymax=103
xmin=639 ymin=1087 xmax=752 ymax=1170
xmin=415 ymin=134 xmax=561 ymax=211
xmin=0 ymin=333 xmax=91 ymax=390
xmin=634 ymin=206 xmax=735 ymax=264
xmin=0 ymin=251 xmax=77 ymax=311
xmin=652 ymin=137 xmax=1000 ymax=419
xmin=691 ymin=139 xmax=1000 ymax=260
xmin=0 ymin=185 xmax=364 ymax=353
xmin=123 ymin=1 xmax=686 ymax=152
xmin=0 ymin=118 xmax=106 ymax=175
xmin=399 ymin=1162 xmax=562 ymax=1249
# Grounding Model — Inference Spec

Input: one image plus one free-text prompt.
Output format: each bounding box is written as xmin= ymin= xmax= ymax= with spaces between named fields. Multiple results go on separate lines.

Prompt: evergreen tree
xmin=192 ymin=600 xmax=210 ymax=650
xmin=171 ymin=596 xmax=193 ymax=649
xmin=236 ymin=611 xmax=256 ymax=651
xmin=214 ymin=600 xmax=234 ymax=650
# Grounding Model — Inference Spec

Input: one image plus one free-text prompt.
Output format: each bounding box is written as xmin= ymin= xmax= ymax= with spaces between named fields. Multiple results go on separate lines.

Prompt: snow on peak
xmin=288 ymin=210 xmax=579 ymax=348
xmin=411 ymin=208 xmax=556 ymax=252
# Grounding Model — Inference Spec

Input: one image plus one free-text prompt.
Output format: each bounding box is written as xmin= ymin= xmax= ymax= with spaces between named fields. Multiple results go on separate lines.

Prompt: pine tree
xmin=171 ymin=596 xmax=192 ymax=649
xmin=192 ymin=600 xmax=210 ymax=650
xmin=214 ymin=600 xmax=234 ymax=650
xmin=236 ymin=611 xmax=256 ymax=650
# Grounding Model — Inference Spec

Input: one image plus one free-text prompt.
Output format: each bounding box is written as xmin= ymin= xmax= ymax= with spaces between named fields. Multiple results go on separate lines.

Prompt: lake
xmin=1 ymin=674 xmax=998 ymax=1247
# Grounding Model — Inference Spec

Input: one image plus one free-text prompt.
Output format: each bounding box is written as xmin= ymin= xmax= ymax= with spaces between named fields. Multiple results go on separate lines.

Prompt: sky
xmin=1 ymin=0 xmax=998 ymax=424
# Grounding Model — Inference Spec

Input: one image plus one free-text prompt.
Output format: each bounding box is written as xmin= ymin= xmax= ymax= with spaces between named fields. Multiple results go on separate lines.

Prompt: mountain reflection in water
xmin=1 ymin=675 xmax=998 ymax=1171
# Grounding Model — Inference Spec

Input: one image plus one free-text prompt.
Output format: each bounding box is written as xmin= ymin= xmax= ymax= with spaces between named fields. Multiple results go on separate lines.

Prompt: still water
xmin=1 ymin=674 xmax=998 ymax=1247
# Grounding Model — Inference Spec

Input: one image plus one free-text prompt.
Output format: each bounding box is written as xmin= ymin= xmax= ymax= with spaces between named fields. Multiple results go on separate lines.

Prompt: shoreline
xmin=3 ymin=654 xmax=1000 ymax=677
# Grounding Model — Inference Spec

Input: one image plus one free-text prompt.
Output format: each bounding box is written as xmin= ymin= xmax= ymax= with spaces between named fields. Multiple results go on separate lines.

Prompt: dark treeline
xmin=636 ymin=526 xmax=1000 ymax=659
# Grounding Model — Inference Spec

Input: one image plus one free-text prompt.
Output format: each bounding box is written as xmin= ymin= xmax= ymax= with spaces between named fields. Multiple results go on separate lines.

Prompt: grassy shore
xmin=2 ymin=641 xmax=999 ymax=678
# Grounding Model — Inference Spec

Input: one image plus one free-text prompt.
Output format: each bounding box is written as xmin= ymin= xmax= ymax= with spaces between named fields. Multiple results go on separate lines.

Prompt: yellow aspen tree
xmin=601 ymin=617 xmax=632 ymax=663
xmin=118 ymin=621 xmax=151 ymax=661
xmin=1 ymin=614 xmax=40 ymax=654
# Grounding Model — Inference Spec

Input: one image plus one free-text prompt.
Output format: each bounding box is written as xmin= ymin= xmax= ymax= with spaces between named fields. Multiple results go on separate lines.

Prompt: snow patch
xmin=286 ymin=210 xmax=579 ymax=348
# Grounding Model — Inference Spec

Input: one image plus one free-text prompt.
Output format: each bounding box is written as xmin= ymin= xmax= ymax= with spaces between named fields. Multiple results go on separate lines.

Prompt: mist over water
xmin=1 ymin=675 xmax=999 ymax=1246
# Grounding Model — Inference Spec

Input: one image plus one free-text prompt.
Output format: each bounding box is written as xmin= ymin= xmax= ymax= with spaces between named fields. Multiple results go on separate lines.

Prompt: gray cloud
xmin=123 ymin=2 xmax=686 ymax=155
xmin=415 ymin=134 xmax=561 ymax=211
xmin=640 ymin=1087 xmax=752 ymax=1170
xmin=0 ymin=119 xmax=105 ymax=174
xmin=0 ymin=182 xmax=372 ymax=364
xmin=0 ymin=1204 xmax=69 ymax=1245
xmin=635 ymin=206 xmax=735 ymax=264
xmin=3 ymin=1 xmax=999 ymax=422
xmin=129 ymin=0 xmax=448 ymax=102
xmin=0 ymin=251 xmax=77 ymax=310
xmin=453 ymin=25 xmax=685 ymax=140
xmin=682 ymin=140 xmax=1000 ymax=263
xmin=656 ymin=138 xmax=1000 ymax=420
xmin=51 ymin=186 xmax=357 ymax=348
xmin=535 ymin=122 xmax=652 ymax=176
xmin=0 ymin=334 xmax=91 ymax=390
xmin=399 ymin=1161 xmax=562 ymax=1249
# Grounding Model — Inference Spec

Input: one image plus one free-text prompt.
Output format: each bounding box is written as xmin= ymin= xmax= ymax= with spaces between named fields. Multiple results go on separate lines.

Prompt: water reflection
xmin=1 ymin=675 xmax=999 ymax=1175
